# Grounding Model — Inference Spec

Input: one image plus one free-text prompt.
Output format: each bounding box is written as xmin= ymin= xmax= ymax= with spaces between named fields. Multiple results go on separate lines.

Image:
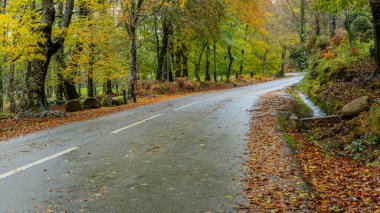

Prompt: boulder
xmin=339 ymin=96 xmax=369 ymax=118
xmin=65 ymin=99 xmax=82 ymax=112
xmin=112 ymin=96 xmax=126 ymax=106
xmin=82 ymin=97 xmax=101 ymax=109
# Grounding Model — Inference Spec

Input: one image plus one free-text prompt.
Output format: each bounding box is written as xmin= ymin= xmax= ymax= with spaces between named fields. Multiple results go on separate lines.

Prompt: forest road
xmin=0 ymin=74 xmax=301 ymax=213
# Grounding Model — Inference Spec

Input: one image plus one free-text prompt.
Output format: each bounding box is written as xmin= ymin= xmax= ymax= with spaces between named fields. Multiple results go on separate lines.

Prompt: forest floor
xmin=0 ymin=77 xmax=276 ymax=142
xmin=241 ymin=90 xmax=380 ymax=212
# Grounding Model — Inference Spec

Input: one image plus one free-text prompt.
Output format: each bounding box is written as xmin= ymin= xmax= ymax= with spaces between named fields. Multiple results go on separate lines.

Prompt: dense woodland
xmin=0 ymin=0 xmax=379 ymax=118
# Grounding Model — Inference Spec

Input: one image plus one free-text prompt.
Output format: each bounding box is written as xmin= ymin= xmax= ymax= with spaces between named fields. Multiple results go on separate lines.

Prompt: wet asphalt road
xmin=0 ymin=75 xmax=301 ymax=213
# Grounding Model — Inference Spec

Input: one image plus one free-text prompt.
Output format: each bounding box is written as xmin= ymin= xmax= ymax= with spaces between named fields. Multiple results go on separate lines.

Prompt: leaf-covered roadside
xmin=242 ymin=91 xmax=380 ymax=212
xmin=242 ymin=91 xmax=311 ymax=211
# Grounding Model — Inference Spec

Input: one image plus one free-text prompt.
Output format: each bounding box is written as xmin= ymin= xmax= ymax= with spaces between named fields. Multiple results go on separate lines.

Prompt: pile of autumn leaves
xmin=242 ymin=91 xmax=380 ymax=212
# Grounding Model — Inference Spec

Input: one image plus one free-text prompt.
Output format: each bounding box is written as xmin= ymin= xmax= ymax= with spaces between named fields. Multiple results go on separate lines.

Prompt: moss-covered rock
xmin=65 ymin=99 xmax=82 ymax=112
xmin=82 ymin=97 xmax=101 ymax=109
xmin=369 ymin=103 xmax=380 ymax=132
xmin=339 ymin=96 xmax=369 ymax=118
xmin=112 ymin=96 xmax=126 ymax=106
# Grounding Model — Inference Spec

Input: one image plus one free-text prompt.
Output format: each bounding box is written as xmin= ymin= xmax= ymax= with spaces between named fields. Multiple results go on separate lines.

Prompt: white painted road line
xmin=173 ymin=102 xmax=199 ymax=111
xmin=0 ymin=147 xmax=79 ymax=180
xmin=110 ymin=114 xmax=163 ymax=134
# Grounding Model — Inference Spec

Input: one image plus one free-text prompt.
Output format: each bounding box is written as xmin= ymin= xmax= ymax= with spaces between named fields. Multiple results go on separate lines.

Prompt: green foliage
xmin=369 ymin=104 xmax=380 ymax=132
xmin=351 ymin=15 xmax=373 ymax=42
xmin=344 ymin=133 xmax=379 ymax=160
xmin=112 ymin=96 xmax=126 ymax=105
xmin=289 ymin=48 xmax=307 ymax=71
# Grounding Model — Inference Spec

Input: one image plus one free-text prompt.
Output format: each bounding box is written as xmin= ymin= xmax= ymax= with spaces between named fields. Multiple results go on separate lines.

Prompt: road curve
xmin=0 ymin=75 xmax=301 ymax=213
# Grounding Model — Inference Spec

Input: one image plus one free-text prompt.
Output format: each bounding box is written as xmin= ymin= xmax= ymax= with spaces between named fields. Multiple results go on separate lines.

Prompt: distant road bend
xmin=0 ymin=74 xmax=301 ymax=212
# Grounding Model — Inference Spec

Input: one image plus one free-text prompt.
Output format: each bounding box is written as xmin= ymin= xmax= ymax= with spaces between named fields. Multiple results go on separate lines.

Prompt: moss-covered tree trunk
xmin=17 ymin=0 xmax=74 ymax=117
xmin=127 ymin=24 xmax=138 ymax=102
xmin=174 ymin=39 xmax=182 ymax=78
xmin=370 ymin=0 xmax=380 ymax=78
xmin=182 ymin=43 xmax=189 ymax=78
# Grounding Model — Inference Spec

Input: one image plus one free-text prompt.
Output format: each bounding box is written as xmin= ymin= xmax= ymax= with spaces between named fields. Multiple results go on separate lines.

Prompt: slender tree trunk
xmin=195 ymin=43 xmax=207 ymax=82
xmin=78 ymin=83 xmax=82 ymax=96
xmin=315 ymin=12 xmax=321 ymax=36
xmin=168 ymin=41 xmax=174 ymax=82
xmin=370 ymin=0 xmax=380 ymax=78
xmin=0 ymin=64 xmax=3 ymax=112
xmin=0 ymin=0 xmax=6 ymax=112
xmin=279 ymin=46 xmax=286 ymax=77
xmin=8 ymin=63 xmax=16 ymax=112
xmin=174 ymin=40 xmax=182 ymax=78
xmin=154 ymin=14 xmax=161 ymax=80
xmin=205 ymin=44 xmax=211 ymax=81
xmin=299 ymin=0 xmax=307 ymax=71
xmin=262 ymin=49 xmax=269 ymax=77
xmin=106 ymin=79 xmax=112 ymax=94
xmin=239 ymin=25 xmax=249 ymax=80
xmin=239 ymin=49 xmax=244 ymax=80
xmin=226 ymin=45 xmax=233 ymax=81
xmin=213 ymin=41 xmax=217 ymax=82
xmin=182 ymin=43 xmax=189 ymax=77
xmin=157 ymin=18 xmax=170 ymax=81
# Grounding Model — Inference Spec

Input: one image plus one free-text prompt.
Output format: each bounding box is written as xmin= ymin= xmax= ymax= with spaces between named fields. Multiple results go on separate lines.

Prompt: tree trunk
xmin=63 ymin=80 xmax=79 ymax=100
xmin=106 ymin=79 xmax=112 ymax=94
xmin=213 ymin=41 xmax=217 ymax=82
xmin=226 ymin=45 xmax=233 ymax=81
xmin=174 ymin=40 xmax=182 ymax=78
xmin=279 ymin=46 xmax=286 ymax=77
xmin=168 ymin=44 xmax=174 ymax=82
xmin=239 ymin=49 xmax=244 ymax=80
xmin=195 ymin=43 xmax=207 ymax=82
xmin=56 ymin=46 xmax=66 ymax=103
xmin=17 ymin=0 xmax=74 ymax=117
xmin=299 ymin=0 xmax=307 ymax=71
xmin=128 ymin=25 xmax=138 ymax=102
xmin=330 ymin=14 xmax=337 ymax=38
xmin=205 ymin=44 xmax=211 ymax=81
xmin=8 ymin=63 xmax=16 ymax=112
xmin=182 ymin=43 xmax=189 ymax=78
xmin=0 ymin=64 xmax=3 ymax=112
xmin=239 ymin=24 xmax=249 ymax=80
xmin=371 ymin=0 xmax=380 ymax=78
xmin=315 ymin=12 xmax=321 ymax=36
xmin=262 ymin=49 xmax=269 ymax=77
xmin=157 ymin=18 xmax=170 ymax=81
xmin=78 ymin=83 xmax=82 ymax=96
xmin=154 ymin=14 xmax=161 ymax=80
xmin=87 ymin=70 xmax=94 ymax=97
